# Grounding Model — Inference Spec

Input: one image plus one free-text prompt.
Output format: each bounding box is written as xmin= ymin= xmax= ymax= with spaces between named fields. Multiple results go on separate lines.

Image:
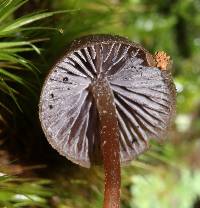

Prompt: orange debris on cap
xmin=155 ymin=51 xmax=171 ymax=70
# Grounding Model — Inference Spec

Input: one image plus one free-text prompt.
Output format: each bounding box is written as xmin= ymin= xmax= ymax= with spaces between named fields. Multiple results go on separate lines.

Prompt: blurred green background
xmin=0 ymin=0 xmax=200 ymax=207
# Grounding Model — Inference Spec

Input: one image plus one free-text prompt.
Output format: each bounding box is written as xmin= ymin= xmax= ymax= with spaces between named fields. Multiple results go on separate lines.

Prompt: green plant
xmin=0 ymin=174 xmax=53 ymax=208
xmin=0 ymin=0 xmax=65 ymax=118
xmin=130 ymin=167 xmax=200 ymax=208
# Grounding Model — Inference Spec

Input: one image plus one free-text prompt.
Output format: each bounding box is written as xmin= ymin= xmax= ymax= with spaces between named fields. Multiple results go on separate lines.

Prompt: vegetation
xmin=0 ymin=0 xmax=200 ymax=208
xmin=0 ymin=174 xmax=53 ymax=208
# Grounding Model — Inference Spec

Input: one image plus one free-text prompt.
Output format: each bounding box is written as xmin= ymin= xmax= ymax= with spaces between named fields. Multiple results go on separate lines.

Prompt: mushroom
xmin=39 ymin=34 xmax=176 ymax=208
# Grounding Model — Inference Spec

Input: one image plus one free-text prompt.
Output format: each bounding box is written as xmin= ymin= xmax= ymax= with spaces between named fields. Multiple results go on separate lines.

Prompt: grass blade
xmin=0 ymin=0 xmax=28 ymax=23
xmin=0 ymin=10 xmax=72 ymax=34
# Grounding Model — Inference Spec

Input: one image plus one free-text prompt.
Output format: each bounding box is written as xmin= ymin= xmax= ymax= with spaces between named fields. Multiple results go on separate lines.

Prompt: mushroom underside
xmin=39 ymin=38 xmax=176 ymax=167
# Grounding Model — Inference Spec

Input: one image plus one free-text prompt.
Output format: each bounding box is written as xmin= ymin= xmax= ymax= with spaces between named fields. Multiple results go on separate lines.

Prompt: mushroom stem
xmin=92 ymin=77 xmax=121 ymax=208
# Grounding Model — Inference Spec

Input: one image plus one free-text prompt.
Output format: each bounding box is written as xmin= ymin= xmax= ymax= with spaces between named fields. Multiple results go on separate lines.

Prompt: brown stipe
xmin=92 ymin=77 xmax=120 ymax=208
xmin=39 ymin=34 xmax=176 ymax=208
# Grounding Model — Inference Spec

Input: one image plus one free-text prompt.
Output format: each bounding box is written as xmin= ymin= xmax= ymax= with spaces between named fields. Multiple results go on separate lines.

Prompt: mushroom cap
xmin=39 ymin=34 xmax=176 ymax=168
